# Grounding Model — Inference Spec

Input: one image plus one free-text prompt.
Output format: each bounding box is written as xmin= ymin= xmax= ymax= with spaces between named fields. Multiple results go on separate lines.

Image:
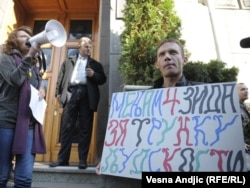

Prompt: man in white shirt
xmin=50 ymin=37 xmax=107 ymax=169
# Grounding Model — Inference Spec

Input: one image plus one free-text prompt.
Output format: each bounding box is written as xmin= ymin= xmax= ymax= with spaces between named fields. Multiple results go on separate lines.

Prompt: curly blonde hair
xmin=2 ymin=26 xmax=33 ymax=55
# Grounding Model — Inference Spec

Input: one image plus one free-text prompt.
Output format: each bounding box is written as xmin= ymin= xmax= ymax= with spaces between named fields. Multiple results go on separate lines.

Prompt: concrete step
xmin=7 ymin=162 xmax=141 ymax=188
xmin=8 ymin=162 xmax=100 ymax=188
xmin=32 ymin=162 xmax=100 ymax=188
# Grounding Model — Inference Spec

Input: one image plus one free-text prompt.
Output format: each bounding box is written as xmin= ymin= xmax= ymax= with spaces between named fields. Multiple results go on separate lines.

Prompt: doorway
xmin=12 ymin=0 xmax=101 ymax=165
xmin=35 ymin=18 xmax=98 ymax=164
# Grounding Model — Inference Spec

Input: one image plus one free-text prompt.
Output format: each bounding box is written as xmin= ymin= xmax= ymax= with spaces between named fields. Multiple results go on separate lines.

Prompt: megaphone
xmin=26 ymin=20 xmax=67 ymax=47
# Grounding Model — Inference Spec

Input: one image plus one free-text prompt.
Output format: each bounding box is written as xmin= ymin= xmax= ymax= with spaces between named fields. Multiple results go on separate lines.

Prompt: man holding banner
xmin=99 ymin=38 xmax=248 ymax=182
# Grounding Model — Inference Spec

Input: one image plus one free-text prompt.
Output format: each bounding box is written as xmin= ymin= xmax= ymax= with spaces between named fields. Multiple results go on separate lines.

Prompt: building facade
xmin=0 ymin=0 xmax=249 ymax=169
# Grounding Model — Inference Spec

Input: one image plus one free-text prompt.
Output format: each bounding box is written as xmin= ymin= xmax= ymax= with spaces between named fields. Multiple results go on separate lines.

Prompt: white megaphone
xmin=26 ymin=20 xmax=67 ymax=47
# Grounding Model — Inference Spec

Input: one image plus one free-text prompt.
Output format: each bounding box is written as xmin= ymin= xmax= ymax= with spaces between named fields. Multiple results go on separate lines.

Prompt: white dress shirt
xmin=70 ymin=56 xmax=87 ymax=85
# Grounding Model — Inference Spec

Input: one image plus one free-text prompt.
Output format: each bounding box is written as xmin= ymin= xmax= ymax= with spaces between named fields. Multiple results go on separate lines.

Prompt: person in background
xmin=153 ymin=38 xmax=202 ymax=88
xmin=50 ymin=37 xmax=107 ymax=169
xmin=239 ymin=37 xmax=250 ymax=171
xmin=0 ymin=26 xmax=46 ymax=188
xmin=237 ymin=82 xmax=250 ymax=171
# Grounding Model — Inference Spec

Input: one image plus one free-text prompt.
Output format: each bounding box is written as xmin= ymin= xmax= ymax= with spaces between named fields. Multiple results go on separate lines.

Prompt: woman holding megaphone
xmin=0 ymin=26 xmax=46 ymax=188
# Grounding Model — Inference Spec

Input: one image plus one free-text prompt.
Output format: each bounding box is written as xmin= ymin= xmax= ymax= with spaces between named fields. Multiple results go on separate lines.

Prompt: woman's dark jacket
xmin=0 ymin=50 xmax=46 ymax=154
xmin=0 ymin=50 xmax=38 ymax=128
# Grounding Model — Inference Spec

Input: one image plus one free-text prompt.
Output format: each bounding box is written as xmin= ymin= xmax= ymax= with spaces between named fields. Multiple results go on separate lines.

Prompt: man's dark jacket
xmin=153 ymin=75 xmax=203 ymax=88
xmin=56 ymin=54 xmax=106 ymax=111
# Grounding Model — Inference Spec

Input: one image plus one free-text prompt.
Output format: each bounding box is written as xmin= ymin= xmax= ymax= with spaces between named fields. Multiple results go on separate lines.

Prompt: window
xmin=69 ymin=20 xmax=92 ymax=40
xmin=33 ymin=20 xmax=48 ymax=35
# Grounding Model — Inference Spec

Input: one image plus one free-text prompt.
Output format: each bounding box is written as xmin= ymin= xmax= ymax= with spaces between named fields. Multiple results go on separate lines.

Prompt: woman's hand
xmin=95 ymin=161 xmax=101 ymax=175
xmin=26 ymin=42 xmax=41 ymax=59
xmin=38 ymin=86 xmax=46 ymax=101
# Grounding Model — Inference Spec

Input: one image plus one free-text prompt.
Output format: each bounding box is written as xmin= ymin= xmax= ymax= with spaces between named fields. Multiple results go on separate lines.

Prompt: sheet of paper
xmin=29 ymin=85 xmax=47 ymax=125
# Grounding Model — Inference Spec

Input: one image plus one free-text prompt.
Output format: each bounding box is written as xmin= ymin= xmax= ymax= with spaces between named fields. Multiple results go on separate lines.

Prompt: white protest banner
xmin=100 ymin=82 xmax=247 ymax=179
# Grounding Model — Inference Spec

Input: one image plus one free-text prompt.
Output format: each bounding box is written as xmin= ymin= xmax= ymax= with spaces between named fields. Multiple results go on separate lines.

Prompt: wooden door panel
xmin=27 ymin=13 xmax=98 ymax=164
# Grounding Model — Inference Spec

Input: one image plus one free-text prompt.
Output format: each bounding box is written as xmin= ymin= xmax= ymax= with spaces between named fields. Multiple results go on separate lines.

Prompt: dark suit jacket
xmin=153 ymin=75 xmax=203 ymax=88
xmin=56 ymin=54 xmax=106 ymax=111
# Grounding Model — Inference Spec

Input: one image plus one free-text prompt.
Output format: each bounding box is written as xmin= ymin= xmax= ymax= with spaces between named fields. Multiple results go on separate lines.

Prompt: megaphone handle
xmin=40 ymin=50 xmax=47 ymax=72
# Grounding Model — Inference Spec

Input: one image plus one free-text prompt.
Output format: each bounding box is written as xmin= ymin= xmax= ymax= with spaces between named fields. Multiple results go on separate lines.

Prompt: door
xmin=33 ymin=18 xmax=98 ymax=165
